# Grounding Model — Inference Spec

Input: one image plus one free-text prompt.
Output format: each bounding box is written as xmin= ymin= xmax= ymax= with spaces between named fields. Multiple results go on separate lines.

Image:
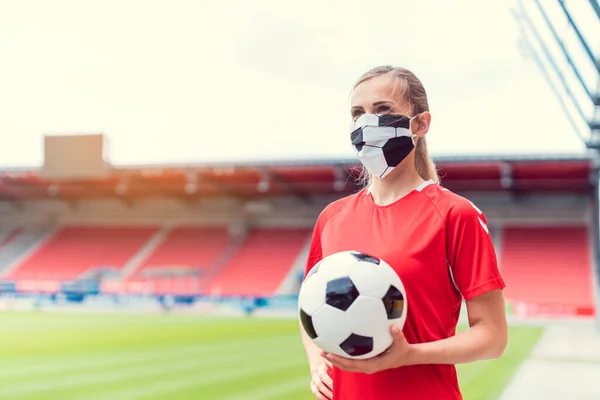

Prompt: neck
xmin=369 ymin=167 xmax=426 ymax=206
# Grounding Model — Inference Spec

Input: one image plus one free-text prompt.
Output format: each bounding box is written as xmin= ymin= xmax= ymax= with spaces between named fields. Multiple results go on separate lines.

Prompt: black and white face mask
xmin=350 ymin=113 xmax=419 ymax=178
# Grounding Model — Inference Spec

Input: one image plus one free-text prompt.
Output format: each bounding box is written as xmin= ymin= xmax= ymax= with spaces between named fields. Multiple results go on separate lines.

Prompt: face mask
xmin=350 ymin=113 xmax=419 ymax=178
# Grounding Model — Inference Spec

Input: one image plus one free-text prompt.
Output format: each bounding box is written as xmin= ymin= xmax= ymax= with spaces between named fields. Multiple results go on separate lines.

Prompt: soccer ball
xmin=299 ymin=250 xmax=407 ymax=360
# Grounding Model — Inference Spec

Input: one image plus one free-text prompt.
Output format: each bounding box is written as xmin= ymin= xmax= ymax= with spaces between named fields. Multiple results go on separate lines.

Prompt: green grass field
xmin=0 ymin=312 xmax=543 ymax=400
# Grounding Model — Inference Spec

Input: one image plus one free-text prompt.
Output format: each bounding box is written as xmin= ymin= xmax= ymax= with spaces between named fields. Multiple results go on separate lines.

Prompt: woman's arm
xmin=302 ymin=318 xmax=334 ymax=400
xmin=410 ymin=289 xmax=508 ymax=365
xmin=301 ymin=319 xmax=326 ymax=370
xmin=323 ymin=289 xmax=507 ymax=374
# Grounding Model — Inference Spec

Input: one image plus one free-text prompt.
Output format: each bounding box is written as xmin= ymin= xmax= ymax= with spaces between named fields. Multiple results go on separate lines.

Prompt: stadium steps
xmin=0 ymin=226 xmax=56 ymax=276
xmin=274 ymin=231 xmax=312 ymax=296
xmin=0 ymin=227 xmax=22 ymax=251
xmin=119 ymin=226 xmax=173 ymax=280
xmin=197 ymin=229 xmax=249 ymax=294
xmin=208 ymin=228 xmax=312 ymax=297
xmin=500 ymin=226 xmax=594 ymax=313
xmin=121 ymin=226 xmax=236 ymax=295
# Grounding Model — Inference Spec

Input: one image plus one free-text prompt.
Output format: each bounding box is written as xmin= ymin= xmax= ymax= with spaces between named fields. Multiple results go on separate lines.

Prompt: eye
xmin=351 ymin=109 xmax=364 ymax=120
xmin=376 ymin=105 xmax=392 ymax=114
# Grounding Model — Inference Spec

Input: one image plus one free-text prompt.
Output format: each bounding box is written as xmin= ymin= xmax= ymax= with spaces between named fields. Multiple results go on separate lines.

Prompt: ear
xmin=412 ymin=111 xmax=431 ymax=137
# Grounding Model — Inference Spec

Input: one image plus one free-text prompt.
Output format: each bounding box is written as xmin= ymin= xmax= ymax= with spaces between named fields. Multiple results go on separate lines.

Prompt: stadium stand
xmin=501 ymin=226 xmax=594 ymax=314
xmin=133 ymin=226 xmax=231 ymax=274
xmin=208 ymin=228 xmax=311 ymax=296
xmin=4 ymin=226 xmax=158 ymax=281
xmin=0 ymin=226 xmax=54 ymax=275
xmin=0 ymin=155 xmax=596 ymax=318
xmin=121 ymin=226 xmax=233 ymax=295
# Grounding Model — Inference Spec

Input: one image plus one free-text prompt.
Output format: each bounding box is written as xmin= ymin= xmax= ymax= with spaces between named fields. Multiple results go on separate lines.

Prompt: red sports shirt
xmin=304 ymin=181 xmax=505 ymax=400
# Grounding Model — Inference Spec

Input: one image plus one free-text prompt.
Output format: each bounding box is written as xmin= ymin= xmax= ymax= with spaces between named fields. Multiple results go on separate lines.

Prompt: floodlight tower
xmin=513 ymin=0 xmax=600 ymax=328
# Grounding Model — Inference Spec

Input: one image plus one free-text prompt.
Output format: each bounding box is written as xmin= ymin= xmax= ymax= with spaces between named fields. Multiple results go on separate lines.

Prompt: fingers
xmin=311 ymin=372 xmax=333 ymax=400
xmin=318 ymin=364 xmax=334 ymax=394
xmin=324 ymin=353 xmax=357 ymax=372
xmin=310 ymin=380 xmax=329 ymax=400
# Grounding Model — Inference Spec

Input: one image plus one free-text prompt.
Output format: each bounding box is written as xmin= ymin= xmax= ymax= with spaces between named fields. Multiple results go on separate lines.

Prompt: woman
xmin=301 ymin=65 xmax=508 ymax=400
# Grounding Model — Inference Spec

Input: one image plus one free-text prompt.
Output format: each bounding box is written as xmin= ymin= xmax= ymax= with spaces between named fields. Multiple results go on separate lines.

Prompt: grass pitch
xmin=0 ymin=312 xmax=542 ymax=399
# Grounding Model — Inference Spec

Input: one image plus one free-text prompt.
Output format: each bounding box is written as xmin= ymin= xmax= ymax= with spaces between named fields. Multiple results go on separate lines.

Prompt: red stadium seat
xmin=126 ymin=226 xmax=231 ymax=295
xmin=5 ymin=226 xmax=158 ymax=281
xmin=500 ymin=226 xmax=593 ymax=313
xmin=208 ymin=228 xmax=310 ymax=297
xmin=134 ymin=226 xmax=230 ymax=273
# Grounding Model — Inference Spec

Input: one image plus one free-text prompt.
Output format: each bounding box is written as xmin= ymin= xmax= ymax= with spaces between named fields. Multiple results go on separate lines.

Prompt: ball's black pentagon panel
xmin=325 ymin=277 xmax=360 ymax=312
xmin=382 ymin=137 xmax=414 ymax=167
xmin=382 ymin=284 xmax=405 ymax=320
xmin=350 ymin=251 xmax=380 ymax=265
xmin=340 ymin=333 xmax=374 ymax=357
xmin=300 ymin=309 xmax=318 ymax=339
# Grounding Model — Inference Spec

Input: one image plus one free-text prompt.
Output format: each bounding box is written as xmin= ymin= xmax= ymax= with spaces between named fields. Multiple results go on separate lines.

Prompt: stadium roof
xmin=0 ymin=153 xmax=595 ymax=202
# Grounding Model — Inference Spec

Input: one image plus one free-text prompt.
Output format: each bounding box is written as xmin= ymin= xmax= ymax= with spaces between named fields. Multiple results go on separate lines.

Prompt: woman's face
xmin=349 ymin=73 xmax=432 ymax=181
xmin=350 ymin=74 xmax=411 ymax=121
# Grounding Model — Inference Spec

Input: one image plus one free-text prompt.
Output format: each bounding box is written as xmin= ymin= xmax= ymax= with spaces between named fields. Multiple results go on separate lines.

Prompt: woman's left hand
xmin=321 ymin=325 xmax=415 ymax=374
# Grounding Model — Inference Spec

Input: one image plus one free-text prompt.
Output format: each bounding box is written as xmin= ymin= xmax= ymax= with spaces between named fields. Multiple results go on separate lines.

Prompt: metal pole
xmin=516 ymin=0 xmax=590 ymax=128
xmin=533 ymin=0 xmax=594 ymax=101
xmin=557 ymin=0 xmax=600 ymax=75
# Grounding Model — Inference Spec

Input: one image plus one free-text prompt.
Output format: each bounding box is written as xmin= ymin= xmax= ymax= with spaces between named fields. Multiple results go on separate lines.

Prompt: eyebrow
xmin=351 ymin=100 xmax=395 ymax=109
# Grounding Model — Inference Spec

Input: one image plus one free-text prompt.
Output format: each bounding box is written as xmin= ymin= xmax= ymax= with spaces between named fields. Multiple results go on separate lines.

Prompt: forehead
xmin=351 ymin=74 xmax=404 ymax=107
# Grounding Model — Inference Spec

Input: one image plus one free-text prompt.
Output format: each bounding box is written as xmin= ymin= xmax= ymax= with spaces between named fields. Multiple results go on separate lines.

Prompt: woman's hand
xmin=310 ymin=357 xmax=334 ymax=399
xmin=322 ymin=325 xmax=415 ymax=375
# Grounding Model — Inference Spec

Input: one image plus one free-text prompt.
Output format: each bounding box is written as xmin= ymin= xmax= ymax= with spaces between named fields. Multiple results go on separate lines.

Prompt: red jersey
xmin=304 ymin=181 xmax=505 ymax=400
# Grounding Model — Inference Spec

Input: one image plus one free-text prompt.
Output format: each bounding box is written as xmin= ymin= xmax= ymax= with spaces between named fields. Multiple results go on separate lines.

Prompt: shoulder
xmin=314 ymin=190 xmax=363 ymax=230
xmin=422 ymin=184 xmax=485 ymax=220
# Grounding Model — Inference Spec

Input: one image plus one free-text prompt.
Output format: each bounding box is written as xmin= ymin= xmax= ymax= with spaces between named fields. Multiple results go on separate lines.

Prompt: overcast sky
xmin=0 ymin=0 xmax=593 ymax=167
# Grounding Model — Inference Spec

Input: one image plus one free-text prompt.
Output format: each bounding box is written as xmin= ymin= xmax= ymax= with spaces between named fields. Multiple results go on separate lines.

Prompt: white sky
xmin=0 ymin=0 xmax=593 ymax=167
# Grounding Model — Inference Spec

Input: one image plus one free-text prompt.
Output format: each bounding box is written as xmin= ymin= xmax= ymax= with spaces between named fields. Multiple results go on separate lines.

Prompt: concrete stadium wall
xmin=0 ymin=191 xmax=592 ymax=229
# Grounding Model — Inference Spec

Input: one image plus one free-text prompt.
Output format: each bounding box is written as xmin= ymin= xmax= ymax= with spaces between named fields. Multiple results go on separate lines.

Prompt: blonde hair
xmin=353 ymin=65 xmax=439 ymax=184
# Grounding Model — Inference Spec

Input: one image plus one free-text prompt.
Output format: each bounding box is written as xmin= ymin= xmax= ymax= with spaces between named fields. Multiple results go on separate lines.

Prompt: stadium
xmin=0 ymin=1 xmax=599 ymax=399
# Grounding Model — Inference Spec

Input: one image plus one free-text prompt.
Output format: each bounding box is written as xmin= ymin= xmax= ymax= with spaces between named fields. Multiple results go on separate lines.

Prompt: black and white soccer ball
xmin=299 ymin=250 xmax=408 ymax=360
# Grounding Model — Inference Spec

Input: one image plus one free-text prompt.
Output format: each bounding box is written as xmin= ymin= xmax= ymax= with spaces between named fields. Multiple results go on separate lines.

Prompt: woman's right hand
xmin=310 ymin=357 xmax=334 ymax=399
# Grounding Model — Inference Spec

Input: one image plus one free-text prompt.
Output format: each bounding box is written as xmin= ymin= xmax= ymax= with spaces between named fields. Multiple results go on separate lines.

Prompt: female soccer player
xmin=301 ymin=65 xmax=508 ymax=400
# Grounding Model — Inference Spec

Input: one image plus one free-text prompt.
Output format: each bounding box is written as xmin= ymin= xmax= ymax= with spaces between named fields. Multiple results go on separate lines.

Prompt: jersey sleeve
xmin=303 ymin=197 xmax=350 ymax=280
xmin=304 ymin=214 xmax=325 ymax=280
xmin=446 ymin=199 xmax=505 ymax=300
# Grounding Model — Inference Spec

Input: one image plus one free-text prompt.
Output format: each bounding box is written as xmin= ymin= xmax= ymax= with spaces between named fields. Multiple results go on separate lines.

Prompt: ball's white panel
xmin=362 ymin=126 xmax=396 ymax=142
xmin=347 ymin=295 xmax=394 ymax=359
xmin=390 ymin=314 xmax=407 ymax=333
xmin=350 ymin=259 xmax=404 ymax=297
xmin=346 ymin=296 xmax=387 ymax=338
xmin=369 ymin=333 xmax=394 ymax=359
xmin=312 ymin=304 xmax=353 ymax=345
xmin=298 ymin=272 xmax=327 ymax=315
xmin=346 ymin=295 xmax=389 ymax=336
xmin=316 ymin=251 xmax=359 ymax=282
xmin=312 ymin=337 xmax=346 ymax=358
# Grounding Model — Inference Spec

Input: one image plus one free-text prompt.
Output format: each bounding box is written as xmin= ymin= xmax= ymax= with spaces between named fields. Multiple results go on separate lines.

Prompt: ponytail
xmin=415 ymin=137 xmax=439 ymax=183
